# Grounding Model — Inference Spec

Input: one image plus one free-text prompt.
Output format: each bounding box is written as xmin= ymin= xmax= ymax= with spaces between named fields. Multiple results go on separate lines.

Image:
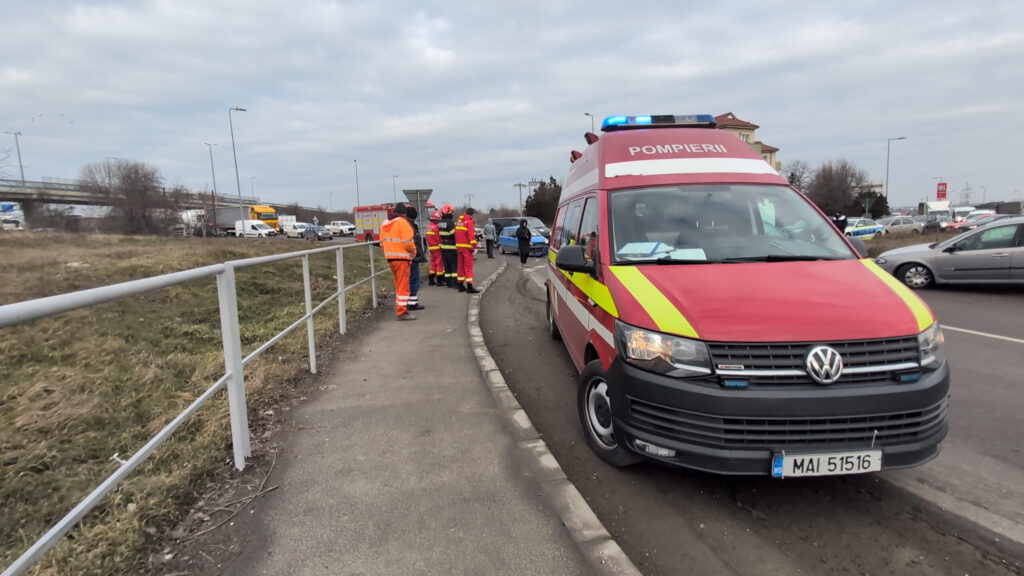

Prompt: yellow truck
xmin=213 ymin=205 xmax=278 ymax=235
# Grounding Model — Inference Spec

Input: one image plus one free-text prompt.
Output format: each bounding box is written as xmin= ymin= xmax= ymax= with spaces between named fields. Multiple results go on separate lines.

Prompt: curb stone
xmin=469 ymin=260 xmax=643 ymax=576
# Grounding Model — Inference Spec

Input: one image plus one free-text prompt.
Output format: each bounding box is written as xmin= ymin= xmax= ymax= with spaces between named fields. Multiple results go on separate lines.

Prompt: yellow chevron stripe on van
xmin=548 ymin=250 xmax=618 ymax=317
xmin=860 ymin=259 xmax=934 ymax=331
xmin=609 ymin=266 xmax=699 ymax=339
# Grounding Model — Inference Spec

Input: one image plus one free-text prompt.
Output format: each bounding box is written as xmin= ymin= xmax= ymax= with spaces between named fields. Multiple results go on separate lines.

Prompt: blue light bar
xmin=601 ymin=114 xmax=717 ymax=132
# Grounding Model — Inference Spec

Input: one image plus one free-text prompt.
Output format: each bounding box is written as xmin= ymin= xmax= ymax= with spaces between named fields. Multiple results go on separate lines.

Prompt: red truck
xmin=353 ymin=204 xmax=396 ymax=242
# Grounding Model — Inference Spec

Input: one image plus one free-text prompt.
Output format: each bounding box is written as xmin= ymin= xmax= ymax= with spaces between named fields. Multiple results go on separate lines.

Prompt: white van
xmin=235 ymin=220 xmax=277 ymax=238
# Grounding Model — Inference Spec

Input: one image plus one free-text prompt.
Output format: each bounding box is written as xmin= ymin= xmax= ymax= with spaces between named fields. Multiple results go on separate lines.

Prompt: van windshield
xmin=609 ymin=184 xmax=854 ymax=264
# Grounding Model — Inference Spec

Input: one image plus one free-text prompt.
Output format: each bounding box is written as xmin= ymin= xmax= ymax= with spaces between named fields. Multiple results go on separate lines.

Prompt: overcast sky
xmin=2 ymin=0 xmax=1023 ymax=212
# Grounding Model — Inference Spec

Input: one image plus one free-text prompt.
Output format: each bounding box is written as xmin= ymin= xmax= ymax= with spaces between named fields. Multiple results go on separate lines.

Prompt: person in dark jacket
xmin=515 ymin=219 xmax=532 ymax=265
xmin=406 ymin=205 xmax=425 ymax=310
xmin=437 ymin=204 xmax=458 ymax=287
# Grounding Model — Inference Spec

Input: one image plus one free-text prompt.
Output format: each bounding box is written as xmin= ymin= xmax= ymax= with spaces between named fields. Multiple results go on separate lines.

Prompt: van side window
xmin=578 ymin=197 xmax=600 ymax=262
xmin=559 ymin=200 xmax=584 ymax=248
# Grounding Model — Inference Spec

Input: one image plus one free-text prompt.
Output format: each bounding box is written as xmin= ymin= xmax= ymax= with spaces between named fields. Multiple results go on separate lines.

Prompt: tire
xmin=365 ymin=233 xmax=374 ymax=243
xmin=577 ymin=360 xmax=641 ymax=467
xmin=546 ymin=288 xmax=562 ymax=341
xmin=912 ymin=228 xmax=922 ymax=234
xmin=896 ymin=263 xmax=934 ymax=289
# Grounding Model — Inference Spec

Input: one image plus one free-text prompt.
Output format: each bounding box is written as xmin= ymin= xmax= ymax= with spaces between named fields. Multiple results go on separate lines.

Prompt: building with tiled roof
xmin=715 ymin=112 xmax=780 ymax=169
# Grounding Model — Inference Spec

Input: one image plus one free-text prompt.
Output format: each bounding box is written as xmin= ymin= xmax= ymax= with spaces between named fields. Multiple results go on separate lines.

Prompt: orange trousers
xmin=389 ymin=260 xmax=411 ymax=316
xmin=457 ymin=247 xmax=474 ymax=284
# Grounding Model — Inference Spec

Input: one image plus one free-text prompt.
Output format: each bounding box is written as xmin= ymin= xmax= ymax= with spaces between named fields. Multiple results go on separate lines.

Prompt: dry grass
xmin=863 ymin=229 xmax=952 ymax=258
xmin=0 ymin=233 xmax=385 ymax=575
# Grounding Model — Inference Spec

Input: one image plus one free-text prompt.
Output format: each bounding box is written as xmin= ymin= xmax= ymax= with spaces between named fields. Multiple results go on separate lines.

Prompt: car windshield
xmin=255 ymin=223 xmax=273 ymax=230
xmin=609 ymin=184 xmax=854 ymax=264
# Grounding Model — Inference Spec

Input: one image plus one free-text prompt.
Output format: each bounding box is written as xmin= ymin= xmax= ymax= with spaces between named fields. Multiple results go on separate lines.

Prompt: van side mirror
xmin=555 ymin=245 xmax=595 ymax=275
xmin=849 ymin=236 xmax=868 ymax=258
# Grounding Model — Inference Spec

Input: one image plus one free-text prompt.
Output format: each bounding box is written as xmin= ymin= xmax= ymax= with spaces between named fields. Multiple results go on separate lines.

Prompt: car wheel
xmin=365 ymin=233 xmax=374 ymax=243
xmin=844 ymin=232 xmax=852 ymax=237
xmin=546 ymin=288 xmax=562 ymax=341
xmin=912 ymin=228 xmax=922 ymax=234
xmin=896 ymin=263 xmax=934 ymax=289
xmin=578 ymin=360 xmax=640 ymax=467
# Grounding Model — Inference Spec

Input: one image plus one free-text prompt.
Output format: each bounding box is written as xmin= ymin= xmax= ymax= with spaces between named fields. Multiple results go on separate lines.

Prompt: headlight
xmin=615 ymin=321 xmax=712 ymax=377
xmin=918 ymin=323 xmax=946 ymax=369
xmin=874 ymin=256 xmax=888 ymax=265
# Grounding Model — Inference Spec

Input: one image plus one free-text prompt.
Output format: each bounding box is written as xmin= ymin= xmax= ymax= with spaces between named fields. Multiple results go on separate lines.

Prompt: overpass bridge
xmin=0 ymin=178 xmax=259 ymax=208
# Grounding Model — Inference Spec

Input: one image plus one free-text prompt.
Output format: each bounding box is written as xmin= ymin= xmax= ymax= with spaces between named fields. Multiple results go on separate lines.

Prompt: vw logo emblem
xmin=806 ymin=346 xmax=843 ymax=384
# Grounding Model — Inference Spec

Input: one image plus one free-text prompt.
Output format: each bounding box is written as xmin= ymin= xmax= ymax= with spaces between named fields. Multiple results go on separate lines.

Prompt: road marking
xmin=941 ymin=325 xmax=1024 ymax=345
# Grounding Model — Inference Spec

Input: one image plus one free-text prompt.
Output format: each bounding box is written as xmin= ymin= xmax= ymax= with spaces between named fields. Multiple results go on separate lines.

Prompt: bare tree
xmin=806 ymin=159 xmax=867 ymax=216
xmin=784 ymin=159 xmax=813 ymax=193
xmin=81 ymin=160 xmax=169 ymax=234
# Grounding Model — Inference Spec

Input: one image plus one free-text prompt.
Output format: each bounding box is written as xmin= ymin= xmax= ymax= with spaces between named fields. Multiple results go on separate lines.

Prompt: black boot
xmin=457 ymin=283 xmax=466 ymax=292
xmin=428 ymin=276 xmax=436 ymax=286
xmin=465 ymin=283 xmax=480 ymax=294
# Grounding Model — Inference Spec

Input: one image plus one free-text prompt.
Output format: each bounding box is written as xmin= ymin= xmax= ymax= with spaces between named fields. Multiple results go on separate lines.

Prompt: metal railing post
xmin=216 ymin=265 xmax=250 ymax=470
xmin=302 ymin=255 xmax=317 ymax=374
xmin=369 ymin=242 xmax=378 ymax=309
xmin=337 ymin=247 xmax=347 ymax=334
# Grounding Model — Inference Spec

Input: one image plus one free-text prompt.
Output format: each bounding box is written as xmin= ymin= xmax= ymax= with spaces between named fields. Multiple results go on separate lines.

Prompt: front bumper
xmin=605 ymin=358 xmax=950 ymax=475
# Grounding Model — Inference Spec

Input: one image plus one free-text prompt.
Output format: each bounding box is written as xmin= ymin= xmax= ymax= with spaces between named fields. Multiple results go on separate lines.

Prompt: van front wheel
xmin=578 ymin=360 xmax=640 ymax=467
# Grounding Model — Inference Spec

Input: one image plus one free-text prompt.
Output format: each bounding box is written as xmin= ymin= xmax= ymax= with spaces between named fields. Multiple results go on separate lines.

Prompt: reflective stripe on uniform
xmin=609 ymin=266 xmax=698 ymax=339
xmin=859 ymin=259 xmax=934 ymax=331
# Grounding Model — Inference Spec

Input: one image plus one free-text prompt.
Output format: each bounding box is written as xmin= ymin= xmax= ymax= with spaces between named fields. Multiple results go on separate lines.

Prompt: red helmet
xmin=430 ymin=210 xmax=442 ymax=221
xmin=441 ymin=204 xmax=454 ymax=215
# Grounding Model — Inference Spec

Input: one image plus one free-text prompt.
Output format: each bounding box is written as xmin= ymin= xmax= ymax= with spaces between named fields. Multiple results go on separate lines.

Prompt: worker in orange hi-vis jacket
xmin=454 ymin=207 xmax=480 ymax=294
xmin=379 ymin=203 xmax=418 ymax=320
xmin=425 ymin=210 xmax=443 ymax=286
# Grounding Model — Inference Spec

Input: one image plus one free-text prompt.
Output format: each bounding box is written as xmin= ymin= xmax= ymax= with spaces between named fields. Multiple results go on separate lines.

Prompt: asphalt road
xmin=480 ymin=256 xmax=1024 ymax=575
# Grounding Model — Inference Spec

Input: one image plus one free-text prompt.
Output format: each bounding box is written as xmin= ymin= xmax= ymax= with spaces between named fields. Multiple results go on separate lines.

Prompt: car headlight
xmin=615 ymin=321 xmax=712 ymax=377
xmin=874 ymin=256 xmax=888 ymax=265
xmin=918 ymin=323 xmax=946 ymax=369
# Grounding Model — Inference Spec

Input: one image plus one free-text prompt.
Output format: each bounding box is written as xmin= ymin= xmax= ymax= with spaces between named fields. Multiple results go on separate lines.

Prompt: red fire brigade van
xmin=353 ymin=204 xmax=396 ymax=243
xmin=546 ymin=114 xmax=949 ymax=477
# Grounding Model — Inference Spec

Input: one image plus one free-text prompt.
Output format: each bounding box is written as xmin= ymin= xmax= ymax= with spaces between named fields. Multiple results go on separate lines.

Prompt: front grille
xmin=628 ymin=396 xmax=948 ymax=449
xmin=707 ymin=337 xmax=921 ymax=387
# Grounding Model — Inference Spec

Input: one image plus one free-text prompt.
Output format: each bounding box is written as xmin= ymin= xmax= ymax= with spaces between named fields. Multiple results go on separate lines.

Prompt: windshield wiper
xmin=720 ymin=255 xmax=839 ymax=262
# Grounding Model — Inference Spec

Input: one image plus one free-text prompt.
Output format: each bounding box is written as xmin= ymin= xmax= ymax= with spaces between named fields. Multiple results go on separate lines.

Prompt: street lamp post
xmin=884 ymin=136 xmax=906 ymax=200
xmin=250 ymin=176 xmax=256 ymax=197
xmin=392 ymin=175 xmax=398 ymax=204
xmin=465 ymin=193 xmax=473 ymax=207
xmin=4 ymin=131 xmax=24 ymax=183
xmin=228 ymin=106 xmax=247 ymax=224
xmin=584 ymin=112 xmax=595 ymax=133
xmin=354 ymin=159 xmax=361 ymax=206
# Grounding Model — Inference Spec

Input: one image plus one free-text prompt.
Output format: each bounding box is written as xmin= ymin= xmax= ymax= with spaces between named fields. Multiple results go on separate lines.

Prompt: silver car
xmin=874 ymin=216 xmax=1024 ymax=287
xmin=879 ymin=215 xmax=924 ymax=234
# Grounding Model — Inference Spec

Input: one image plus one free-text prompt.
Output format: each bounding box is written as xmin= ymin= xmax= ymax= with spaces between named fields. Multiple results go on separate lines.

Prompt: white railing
xmin=0 ymin=240 xmax=388 ymax=576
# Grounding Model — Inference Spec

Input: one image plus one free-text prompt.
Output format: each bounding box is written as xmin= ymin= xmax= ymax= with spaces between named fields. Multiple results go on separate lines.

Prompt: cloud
xmin=1 ymin=0 xmax=1022 ymax=211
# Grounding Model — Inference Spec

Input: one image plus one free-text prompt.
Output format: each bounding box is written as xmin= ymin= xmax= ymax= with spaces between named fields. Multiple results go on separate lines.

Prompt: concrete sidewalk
xmin=225 ymin=256 xmax=639 ymax=575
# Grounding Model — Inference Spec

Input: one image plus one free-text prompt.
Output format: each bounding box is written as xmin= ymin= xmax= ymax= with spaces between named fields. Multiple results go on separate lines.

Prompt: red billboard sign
xmin=936 ymin=182 xmax=947 ymax=200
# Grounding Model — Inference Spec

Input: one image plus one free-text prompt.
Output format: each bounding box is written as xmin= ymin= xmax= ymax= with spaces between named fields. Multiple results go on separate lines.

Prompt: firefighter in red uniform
xmin=425 ymin=209 xmax=443 ymax=285
xmin=454 ymin=207 xmax=480 ymax=293
xmin=437 ymin=204 xmax=458 ymax=287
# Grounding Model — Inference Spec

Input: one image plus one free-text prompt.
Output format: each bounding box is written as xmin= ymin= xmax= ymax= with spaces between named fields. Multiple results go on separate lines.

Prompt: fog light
xmin=634 ymin=439 xmax=676 ymax=458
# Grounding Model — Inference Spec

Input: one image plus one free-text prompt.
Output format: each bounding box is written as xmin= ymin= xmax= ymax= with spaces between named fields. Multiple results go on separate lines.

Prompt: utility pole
xmin=464 ymin=193 xmax=474 ymax=207
xmin=514 ymin=183 xmax=528 ymax=216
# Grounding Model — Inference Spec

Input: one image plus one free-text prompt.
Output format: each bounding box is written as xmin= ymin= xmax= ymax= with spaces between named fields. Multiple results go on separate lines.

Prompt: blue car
xmin=498 ymin=226 xmax=549 ymax=256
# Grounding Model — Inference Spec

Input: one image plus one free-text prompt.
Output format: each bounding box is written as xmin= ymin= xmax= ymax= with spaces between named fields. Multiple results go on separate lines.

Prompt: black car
xmin=300 ymin=225 xmax=333 ymax=241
